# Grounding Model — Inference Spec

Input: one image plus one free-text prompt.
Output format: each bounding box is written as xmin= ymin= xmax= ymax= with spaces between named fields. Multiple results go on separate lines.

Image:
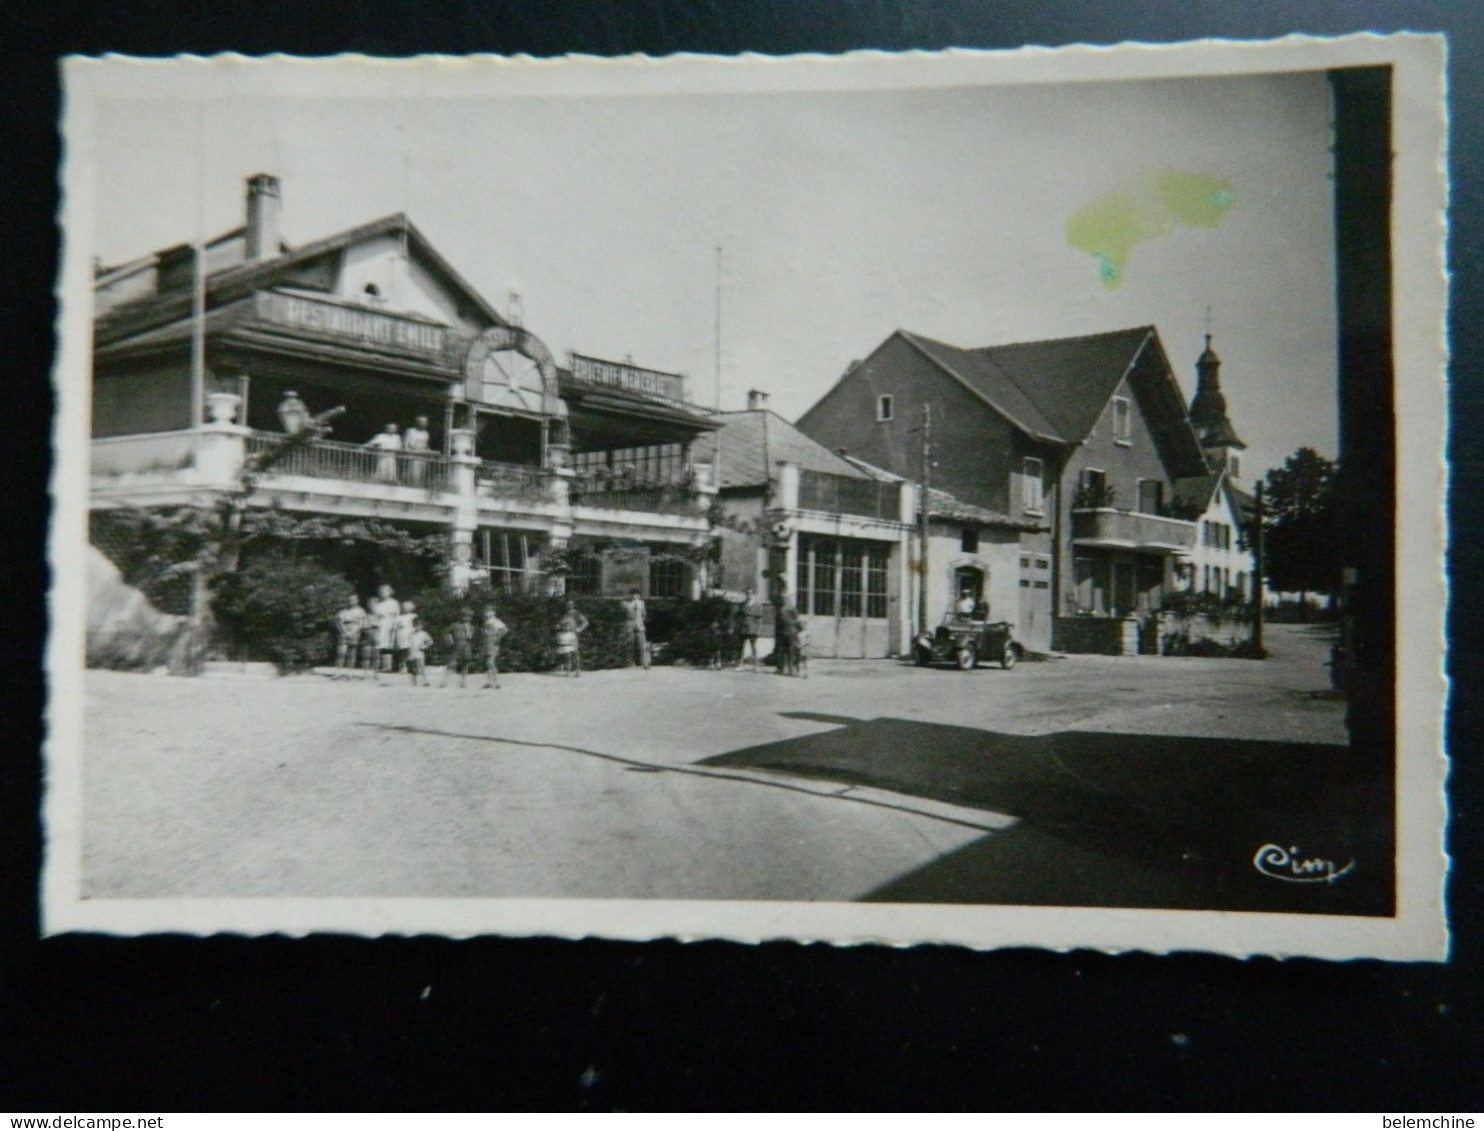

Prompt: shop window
xmin=865 ymin=547 xmax=889 ymax=618
xmin=840 ymin=544 xmax=864 ymax=617
xmin=811 ymin=539 xmax=838 ymax=617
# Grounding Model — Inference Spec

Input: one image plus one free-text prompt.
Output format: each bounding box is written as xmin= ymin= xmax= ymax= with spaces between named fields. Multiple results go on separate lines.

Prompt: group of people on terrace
xmin=275 ymin=390 xmax=436 ymax=485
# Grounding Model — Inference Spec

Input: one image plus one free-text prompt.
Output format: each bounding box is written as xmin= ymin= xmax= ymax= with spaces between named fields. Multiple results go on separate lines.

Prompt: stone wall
xmin=1053 ymin=615 xmax=1139 ymax=656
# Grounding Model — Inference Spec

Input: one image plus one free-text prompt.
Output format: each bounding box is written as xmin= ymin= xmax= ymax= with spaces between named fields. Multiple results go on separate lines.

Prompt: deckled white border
xmin=46 ymin=34 xmax=1450 ymax=959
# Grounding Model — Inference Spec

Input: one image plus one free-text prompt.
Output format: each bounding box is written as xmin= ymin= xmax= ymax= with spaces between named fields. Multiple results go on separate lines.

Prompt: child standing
xmin=442 ymin=608 xmax=475 ymax=688
xmin=405 ymin=617 xmax=434 ymax=687
xmin=392 ymin=600 xmax=417 ymax=673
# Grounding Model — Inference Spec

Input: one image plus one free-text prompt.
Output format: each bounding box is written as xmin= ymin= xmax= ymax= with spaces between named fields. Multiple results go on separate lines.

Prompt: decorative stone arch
xmin=462 ymin=325 xmax=563 ymax=418
xmin=461 ymin=324 xmax=570 ymax=465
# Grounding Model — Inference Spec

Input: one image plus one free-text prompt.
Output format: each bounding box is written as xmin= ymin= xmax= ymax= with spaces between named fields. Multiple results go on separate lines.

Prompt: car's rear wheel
xmin=956 ymin=643 xmax=978 ymax=670
xmin=1000 ymin=641 xmax=1018 ymax=670
xmin=914 ymin=645 xmax=932 ymax=667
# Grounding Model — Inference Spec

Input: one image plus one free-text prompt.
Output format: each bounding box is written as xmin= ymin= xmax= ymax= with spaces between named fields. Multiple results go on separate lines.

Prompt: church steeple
xmin=1188 ymin=334 xmax=1246 ymax=476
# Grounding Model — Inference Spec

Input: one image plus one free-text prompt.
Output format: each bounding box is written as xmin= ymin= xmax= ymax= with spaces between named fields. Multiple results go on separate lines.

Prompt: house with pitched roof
xmin=90 ymin=174 xmax=719 ymax=602
xmin=693 ymin=391 xmax=1046 ymax=657
xmin=796 ymin=326 xmax=1210 ymax=654
xmin=691 ymin=393 xmax=915 ymax=658
xmin=1172 ymin=334 xmax=1258 ymax=603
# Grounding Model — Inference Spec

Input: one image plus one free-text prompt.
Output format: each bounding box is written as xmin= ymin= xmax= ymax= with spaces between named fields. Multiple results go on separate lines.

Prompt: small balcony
xmin=1071 ymin=507 xmax=1197 ymax=554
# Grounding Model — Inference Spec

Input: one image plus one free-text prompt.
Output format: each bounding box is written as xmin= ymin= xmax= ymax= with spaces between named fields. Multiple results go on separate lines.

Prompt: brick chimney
xmin=244 ymin=174 xmax=282 ymax=261
xmin=747 ymin=389 xmax=769 ymax=411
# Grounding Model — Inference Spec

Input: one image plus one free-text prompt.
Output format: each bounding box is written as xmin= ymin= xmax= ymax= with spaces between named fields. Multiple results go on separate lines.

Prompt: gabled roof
xmin=889 ymin=324 xmax=1207 ymax=479
xmin=95 ymin=212 xmax=508 ymax=347
xmin=974 ymin=326 xmax=1157 ymax=444
xmin=899 ymin=331 xmax=1062 ymax=443
xmin=693 ymin=410 xmax=870 ymax=491
xmin=206 ymin=212 xmax=508 ymax=327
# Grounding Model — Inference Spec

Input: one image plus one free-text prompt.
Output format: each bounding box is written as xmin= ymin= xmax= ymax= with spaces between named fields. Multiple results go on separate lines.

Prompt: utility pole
xmin=917 ymin=403 xmax=932 ymax=635
xmin=1252 ymin=482 xmax=1265 ymax=655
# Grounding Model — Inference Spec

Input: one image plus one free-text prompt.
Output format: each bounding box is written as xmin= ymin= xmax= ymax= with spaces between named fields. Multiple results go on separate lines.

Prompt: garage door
xmin=794 ymin=535 xmax=892 ymax=658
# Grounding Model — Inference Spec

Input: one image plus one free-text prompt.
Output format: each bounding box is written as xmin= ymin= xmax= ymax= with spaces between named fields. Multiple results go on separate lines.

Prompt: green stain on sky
xmin=1067 ymin=169 xmax=1235 ymax=289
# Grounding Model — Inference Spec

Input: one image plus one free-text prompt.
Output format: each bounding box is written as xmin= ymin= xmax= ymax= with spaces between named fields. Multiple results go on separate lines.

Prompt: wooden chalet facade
xmin=90 ymin=175 xmax=719 ymax=599
xmin=796 ymin=326 xmax=1211 ymax=654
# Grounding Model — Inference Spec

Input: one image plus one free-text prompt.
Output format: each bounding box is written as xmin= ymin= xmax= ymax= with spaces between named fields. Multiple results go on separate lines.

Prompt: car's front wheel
xmin=956 ymin=643 xmax=978 ymax=670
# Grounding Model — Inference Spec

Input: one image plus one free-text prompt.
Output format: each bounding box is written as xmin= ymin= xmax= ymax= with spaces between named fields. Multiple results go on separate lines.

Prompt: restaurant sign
xmin=569 ymin=353 xmax=686 ymax=403
xmin=254 ymin=291 xmax=453 ymax=362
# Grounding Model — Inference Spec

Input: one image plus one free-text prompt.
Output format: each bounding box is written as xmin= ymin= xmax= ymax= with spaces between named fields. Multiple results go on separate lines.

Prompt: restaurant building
xmin=89 ymin=174 xmax=719 ymax=599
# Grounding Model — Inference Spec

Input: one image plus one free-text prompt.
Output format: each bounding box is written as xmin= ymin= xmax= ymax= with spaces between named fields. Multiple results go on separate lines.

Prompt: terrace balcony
xmin=1070 ymin=507 xmax=1197 ymax=555
xmin=91 ymin=424 xmax=713 ymax=537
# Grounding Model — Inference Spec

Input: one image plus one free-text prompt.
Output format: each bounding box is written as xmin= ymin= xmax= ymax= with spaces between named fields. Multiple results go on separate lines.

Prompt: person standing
xmin=736 ymin=586 xmax=764 ymax=672
xmin=442 ymin=608 xmax=475 ymax=688
xmin=403 ymin=415 xmax=431 ymax=486
xmin=481 ymin=605 xmax=509 ymax=690
xmin=277 ymin=390 xmax=310 ymax=434
xmin=365 ymin=423 xmax=402 ymax=483
xmin=775 ymin=600 xmax=801 ymax=676
xmin=622 ymin=588 xmax=650 ymax=670
xmin=405 ymin=617 xmax=434 ymax=687
xmin=556 ymin=601 xmax=589 ymax=677
xmin=370 ymin=585 xmax=400 ymax=674
xmin=392 ymin=600 xmax=418 ymax=674
xmin=335 ymin=594 xmax=367 ymax=671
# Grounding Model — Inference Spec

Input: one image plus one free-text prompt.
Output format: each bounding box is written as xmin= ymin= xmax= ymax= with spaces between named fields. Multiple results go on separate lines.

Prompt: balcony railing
xmin=797 ymin=469 xmax=902 ymax=521
xmin=477 ymin=460 xmax=549 ymax=503
xmin=572 ymin=484 xmax=704 ymax=517
xmin=1071 ymin=507 xmax=1197 ymax=553
xmin=245 ymin=432 xmax=452 ymax=491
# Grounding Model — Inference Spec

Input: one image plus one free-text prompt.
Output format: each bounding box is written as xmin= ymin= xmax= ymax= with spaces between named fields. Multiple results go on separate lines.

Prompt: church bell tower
xmin=1189 ymin=334 xmax=1247 ymax=479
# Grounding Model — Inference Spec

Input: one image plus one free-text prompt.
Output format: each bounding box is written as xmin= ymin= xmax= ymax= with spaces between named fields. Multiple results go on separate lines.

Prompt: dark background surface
xmin=2 ymin=1 xmax=1479 ymax=1112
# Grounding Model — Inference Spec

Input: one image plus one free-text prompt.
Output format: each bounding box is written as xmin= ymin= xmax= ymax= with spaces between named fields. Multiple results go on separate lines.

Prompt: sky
xmin=90 ymin=64 xmax=1339 ymax=484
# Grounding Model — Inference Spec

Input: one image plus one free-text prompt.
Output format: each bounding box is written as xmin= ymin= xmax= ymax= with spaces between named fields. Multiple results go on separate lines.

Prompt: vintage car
xmin=913 ymin=614 xmax=1021 ymax=670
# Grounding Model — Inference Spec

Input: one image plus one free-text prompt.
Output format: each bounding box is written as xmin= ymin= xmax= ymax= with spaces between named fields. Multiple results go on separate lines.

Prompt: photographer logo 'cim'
xmin=1253 ymin=844 xmax=1355 ymax=884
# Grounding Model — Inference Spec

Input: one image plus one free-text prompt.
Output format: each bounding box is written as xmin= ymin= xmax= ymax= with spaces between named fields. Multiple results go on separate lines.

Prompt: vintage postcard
xmin=46 ymin=35 xmax=1449 ymax=958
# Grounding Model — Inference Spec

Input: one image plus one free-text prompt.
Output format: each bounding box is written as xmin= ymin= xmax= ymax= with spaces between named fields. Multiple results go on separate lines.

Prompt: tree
xmin=1260 ymin=447 xmax=1340 ymax=613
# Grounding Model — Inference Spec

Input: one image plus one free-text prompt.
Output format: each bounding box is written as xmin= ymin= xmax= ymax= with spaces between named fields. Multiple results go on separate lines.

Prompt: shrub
xmin=408 ymin=582 xmax=636 ymax=672
xmin=211 ymin=551 xmax=355 ymax=672
xmin=647 ymin=596 xmax=739 ymax=665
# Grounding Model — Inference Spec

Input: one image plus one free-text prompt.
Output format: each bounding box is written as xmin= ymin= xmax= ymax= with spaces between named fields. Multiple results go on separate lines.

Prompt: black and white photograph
xmin=46 ymin=36 xmax=1448 ymax=958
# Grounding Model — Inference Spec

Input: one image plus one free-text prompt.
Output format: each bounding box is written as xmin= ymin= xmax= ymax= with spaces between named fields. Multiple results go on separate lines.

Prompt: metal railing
xmin=477 ymin=460 xmax=549 ymax=503
xmin=573 ymin=484 xmax=703 ymax=516
xmin=797 ymin=469 xmax=902 ymax=520
xmin=246 ymin=432 xmax=452 ymax=491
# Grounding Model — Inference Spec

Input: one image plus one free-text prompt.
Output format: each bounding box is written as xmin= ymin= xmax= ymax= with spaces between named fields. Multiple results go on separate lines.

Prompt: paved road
xmin=80 ymin=622 xmax=1387 ymax=913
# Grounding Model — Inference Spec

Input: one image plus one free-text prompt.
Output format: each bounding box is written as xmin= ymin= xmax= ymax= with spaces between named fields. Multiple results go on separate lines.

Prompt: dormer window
xmin=1112 ymin=396 xmax=1132 ymax=445
xmin=877 ymin=394 xmax=894 ymax=422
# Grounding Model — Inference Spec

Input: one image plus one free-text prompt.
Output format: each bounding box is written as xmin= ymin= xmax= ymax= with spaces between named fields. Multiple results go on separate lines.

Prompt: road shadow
xmin=700 ymin=714 xmax=1392 ymax=915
